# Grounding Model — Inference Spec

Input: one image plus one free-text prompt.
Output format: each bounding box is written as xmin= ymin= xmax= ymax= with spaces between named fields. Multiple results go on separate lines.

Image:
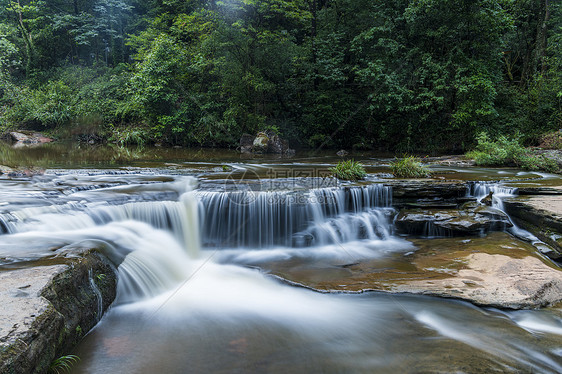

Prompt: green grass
xmin=390 ymin=156 xmax=431 ymax=178
xmin=330 ymin=160 xmax=367 ymax=181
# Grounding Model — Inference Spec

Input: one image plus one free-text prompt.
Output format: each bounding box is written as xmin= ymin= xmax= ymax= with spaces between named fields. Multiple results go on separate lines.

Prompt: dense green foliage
xmin=467 ymin=132 xmax=560 ymax=172
xmin=330 ymin=160 xmax=367 ymax=181
xmin=0 ymin=1 xmax=561 ymax=151
xmin=390 ymin=156 xmax=432 ymax=178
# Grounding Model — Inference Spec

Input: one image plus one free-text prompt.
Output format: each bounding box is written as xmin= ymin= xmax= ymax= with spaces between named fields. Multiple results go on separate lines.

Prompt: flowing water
xmin=0 ymin=144 xmax=560 ymax=373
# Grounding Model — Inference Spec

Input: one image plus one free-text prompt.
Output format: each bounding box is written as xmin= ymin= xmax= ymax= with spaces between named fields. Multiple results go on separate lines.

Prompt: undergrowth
xmin=466 ymin=132 xmax=559 ymax=173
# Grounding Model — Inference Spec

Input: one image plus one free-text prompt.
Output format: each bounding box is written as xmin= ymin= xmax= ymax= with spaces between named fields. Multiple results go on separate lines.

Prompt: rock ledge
xmin=0 ymin=251 xmax=117 ymax=374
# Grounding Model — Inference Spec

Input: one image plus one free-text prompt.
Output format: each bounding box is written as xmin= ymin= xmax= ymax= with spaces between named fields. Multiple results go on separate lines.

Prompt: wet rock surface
xmin=0 ymin=251 xmax=116 ymax=374
xmin=391 ymin=181 xmax=467 ymax=201
xmin=395 ymin=205 xmax=512 ymax=236
xmin=262 ymin=232 xmax=562 ymax=309
xmin=504 ymin=195 xmax=562 ymax=262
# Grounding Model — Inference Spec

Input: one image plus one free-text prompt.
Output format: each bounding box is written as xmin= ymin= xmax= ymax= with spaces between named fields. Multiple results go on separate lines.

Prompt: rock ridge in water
xmin=0 ymin=250 xmax=116 ymax=374
xmin=260 ymin=232 xmax=562 ymax=309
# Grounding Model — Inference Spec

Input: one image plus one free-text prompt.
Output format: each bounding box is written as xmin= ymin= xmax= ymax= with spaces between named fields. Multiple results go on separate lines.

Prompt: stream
xmin=0 ymin=143 xmax=560 ymax=373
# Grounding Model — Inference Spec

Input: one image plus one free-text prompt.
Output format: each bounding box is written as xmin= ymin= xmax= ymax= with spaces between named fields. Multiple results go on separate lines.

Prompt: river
xmin=0 ymin=142 xmax=560 ymax=373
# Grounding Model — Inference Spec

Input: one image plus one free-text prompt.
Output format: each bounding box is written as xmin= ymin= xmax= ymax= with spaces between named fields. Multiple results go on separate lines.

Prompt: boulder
xmin=267 ymin=134 xmax=290 ymax=154
xmin=336 ymin=150 xmax=349 ymax=157
xmin=239 ymin=134 xmax=254 ymax=154
xmin=239 ymin=131 xmax=295 ymax=155
xmin=6 ymin=131 xmax=53 ymax=148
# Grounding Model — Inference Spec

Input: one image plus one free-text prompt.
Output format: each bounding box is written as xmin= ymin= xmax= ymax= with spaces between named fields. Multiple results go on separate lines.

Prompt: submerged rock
xmin=396 ymin=252 xmax=562 ymax=309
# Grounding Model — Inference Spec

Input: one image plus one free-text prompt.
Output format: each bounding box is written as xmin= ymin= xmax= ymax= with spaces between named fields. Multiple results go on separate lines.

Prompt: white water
xmin=469 ymin=182 xmax=560 ymax=256
xmin=0 ymin=174 xmax=560 ymax=373
xmin=198 ymin=185 xmax=394 ymax=248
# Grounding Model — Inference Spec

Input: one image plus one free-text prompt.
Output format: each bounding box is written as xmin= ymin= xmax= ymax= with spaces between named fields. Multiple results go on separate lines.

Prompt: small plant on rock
xmin=49 ymin=355 xmax=80 ymax=374
xmin=391 ymin=156 xmax=431 ymax=178
xmin=330 ymin=160 xmax=367 ymax=181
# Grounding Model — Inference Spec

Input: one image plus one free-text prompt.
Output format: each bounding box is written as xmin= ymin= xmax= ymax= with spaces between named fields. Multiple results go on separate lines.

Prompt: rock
xmin=398 ymin=252 xmax=562 ymax=309
xmin=395 ymin=206 xmax=512 ymax=236
xmin=239 ymin=134 xmax=254 ymax=153
xmin=503 ymin=196 xmax=562 ymax=262
xmin=0 ymin=250 xmax=117 ymax=374
xmin=9 ymin=132 xmax=30 ymax=142
xmin=391 ymin=181 xmax=467 ymax=201
xmin=0 ymin=165 xmax=14 ymax=175
xmin=3 ymin=167 xmax=45 ymax=178
xmin=480 ymin=191 xmax=493 ymax=206
xmin=252 ymin=132 xmax=269 ymax=153
xmin=240 ymin=131 xmax=294 ymax=155
xmin=7 ymin=131 xmax=53 ymax=147
xmin=267 ymin=134 xmax=290 ymax=154
xmin=262 ymin=232 xmax=562 ymax=309
xmin=336 ymin=150 xmax=349 ymax=157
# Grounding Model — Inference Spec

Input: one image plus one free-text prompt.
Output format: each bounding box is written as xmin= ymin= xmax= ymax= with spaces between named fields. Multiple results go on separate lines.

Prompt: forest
xmin=0 ymin=0 xmax=560 ymax=152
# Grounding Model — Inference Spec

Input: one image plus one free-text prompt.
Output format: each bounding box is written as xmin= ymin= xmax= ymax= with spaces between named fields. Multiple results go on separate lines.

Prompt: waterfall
xmin=468 ymin=182 xmax=518 ymax=210
xmin=5 ymin=193 xmax=201 ymax=257
xmin=468 ymin=182 xmax=556 ymax=255
xmin=197 ymin=184 xmax=393 ymax=248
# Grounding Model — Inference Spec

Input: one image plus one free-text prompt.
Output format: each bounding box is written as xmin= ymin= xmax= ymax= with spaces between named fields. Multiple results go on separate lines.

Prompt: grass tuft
xmin=330 ymin=160 xmax=367 ymax=181
xmin=390 ymin=156 xmax=431 ymax=178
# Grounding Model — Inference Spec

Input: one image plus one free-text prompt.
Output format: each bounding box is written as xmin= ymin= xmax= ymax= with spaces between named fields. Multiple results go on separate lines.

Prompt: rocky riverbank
xmin=0 ymin=250 xmax=116 ymax=374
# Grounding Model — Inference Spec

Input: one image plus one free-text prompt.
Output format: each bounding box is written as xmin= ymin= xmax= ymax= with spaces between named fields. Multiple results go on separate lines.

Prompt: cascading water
xmin=197 ymin=184 xmax=393 ymax=248
xmin=468 ymin=182 xmax=519 ymax=210
xmin=0 ymin=169 xmax=560 ymax=374
xmin=468 ymin=182 xmax=559 ymax=257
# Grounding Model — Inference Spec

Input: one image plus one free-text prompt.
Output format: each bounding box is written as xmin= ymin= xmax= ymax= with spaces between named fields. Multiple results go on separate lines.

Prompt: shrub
xmin=465 ymin=132 xmax=525 ymax=166
xmin=330 ymin=160 xmax=367 ymax=181
xmin=467 ymin=132 xmax=560 ymax=173
xmin=390 ymin=156 xmax=432 ymax=178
